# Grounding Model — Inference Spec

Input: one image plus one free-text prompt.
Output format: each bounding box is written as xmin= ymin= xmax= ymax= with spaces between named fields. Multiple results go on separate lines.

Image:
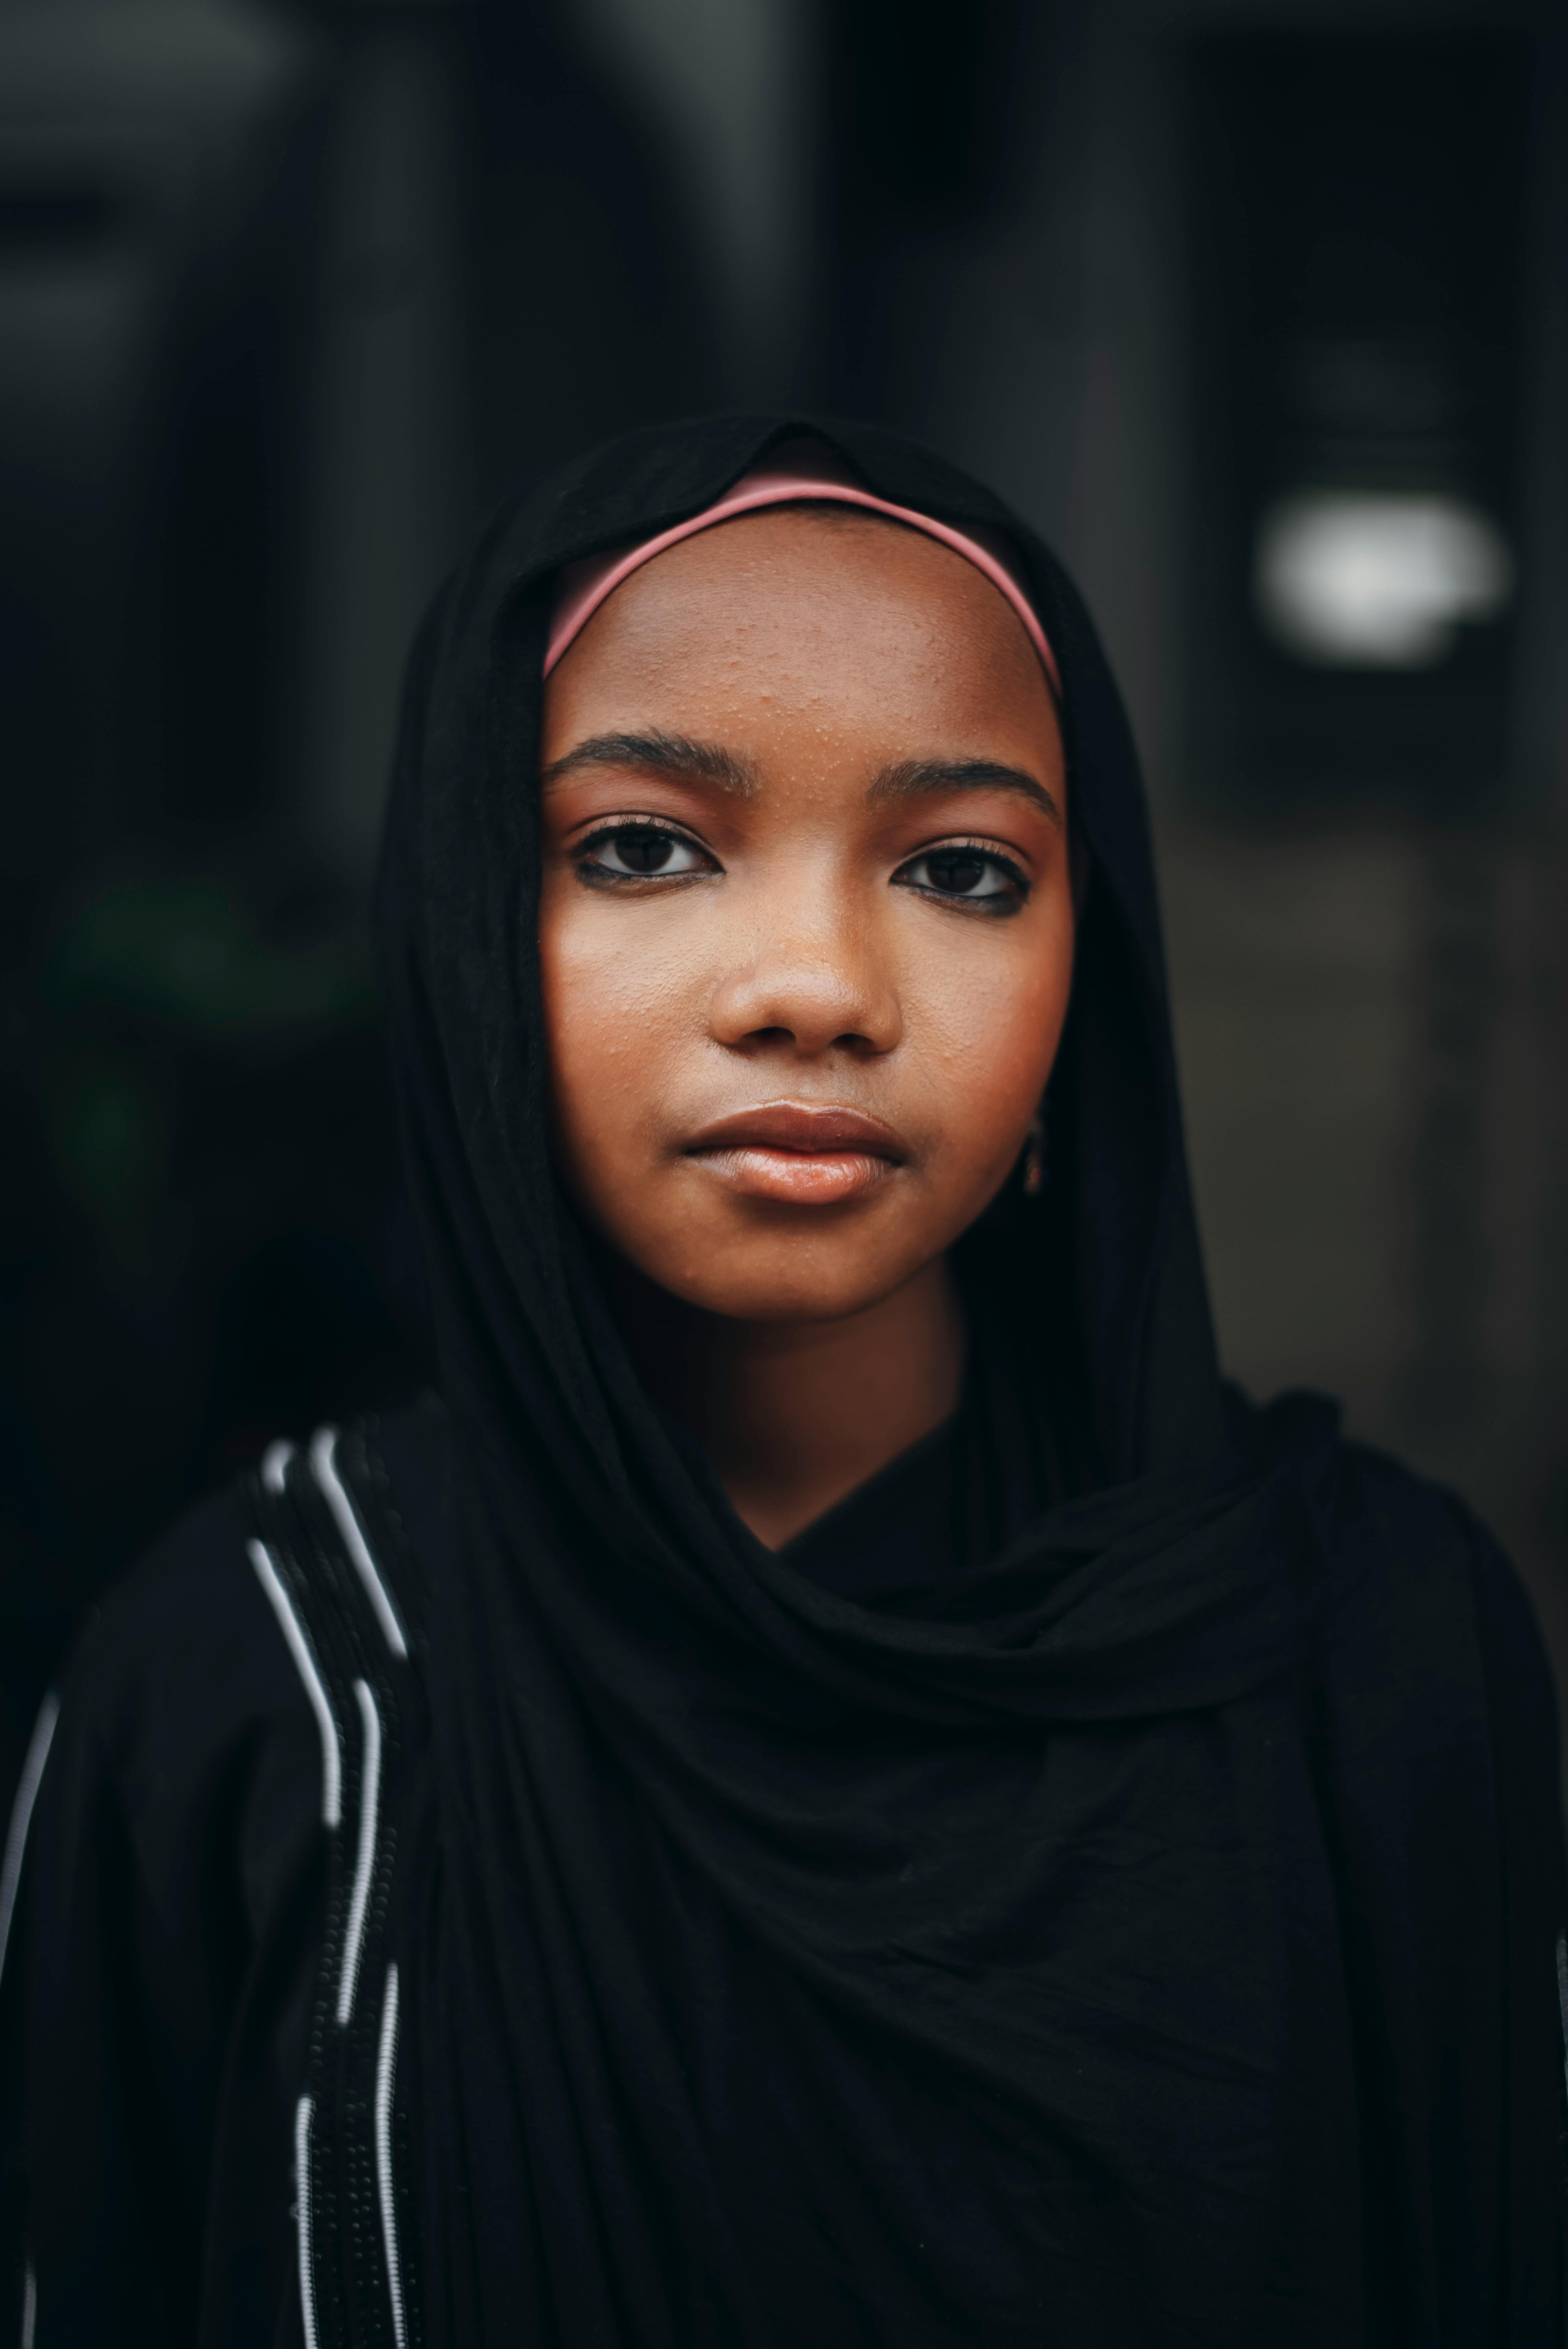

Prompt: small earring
xmin=1021 ymin=1110 xmax=1046 ymax=1198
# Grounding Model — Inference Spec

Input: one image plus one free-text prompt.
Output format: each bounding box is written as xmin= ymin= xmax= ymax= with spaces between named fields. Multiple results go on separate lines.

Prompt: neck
xmin=606 ymin=1256 xmax=966 ymax=1550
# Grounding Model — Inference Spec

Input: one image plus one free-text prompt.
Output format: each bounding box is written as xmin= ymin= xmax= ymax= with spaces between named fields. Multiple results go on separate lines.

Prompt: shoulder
xmin=37 ymin=1477 xmax=323 ymax=1933
xmin=57 ymin=1392 xmax=452 ymax=1788
xmin=1307 ymin=1410 xmax=1561 ymax=1857
xmin=1239 ymin=1388 xmax=1559 ymax=1786
xmin=1325 ymin=1435 xmax=1556 ymax=1744
xmin=64 ymin=1477 xmax=295 ymax=1756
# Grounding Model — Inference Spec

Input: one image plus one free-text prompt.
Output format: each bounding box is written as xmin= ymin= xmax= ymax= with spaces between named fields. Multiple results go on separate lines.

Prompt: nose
xmin=707 ymin=875 xmax=902 ymax=1061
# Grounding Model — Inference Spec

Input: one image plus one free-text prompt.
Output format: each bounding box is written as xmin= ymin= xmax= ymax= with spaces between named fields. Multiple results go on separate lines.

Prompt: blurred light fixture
xmin=1183 ymin=30 xmax=1531 ymax=810
xmin=1254 ymin=492 xmax=1514 ymax=669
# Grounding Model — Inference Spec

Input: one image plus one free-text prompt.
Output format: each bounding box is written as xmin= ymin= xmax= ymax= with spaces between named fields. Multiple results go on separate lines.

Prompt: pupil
xmin=931 ymin=851 xmax=985 ymax=894
xmin=622 ymin=832 xmax=673 ymax=873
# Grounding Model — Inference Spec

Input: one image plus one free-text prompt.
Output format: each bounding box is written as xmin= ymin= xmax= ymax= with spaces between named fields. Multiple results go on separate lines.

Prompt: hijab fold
xmin=377 ymin=416 xmax=1386 ymax=2346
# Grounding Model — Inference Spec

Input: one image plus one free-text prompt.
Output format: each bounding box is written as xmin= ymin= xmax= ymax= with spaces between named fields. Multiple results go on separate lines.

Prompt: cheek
xmin=901 ymin=910 xmax=1073 ymax=1178
xmin=538 ymin=879 xmax=702 ymax=1173
xmin=911 ymin=907 xmax=1070 ymax=1099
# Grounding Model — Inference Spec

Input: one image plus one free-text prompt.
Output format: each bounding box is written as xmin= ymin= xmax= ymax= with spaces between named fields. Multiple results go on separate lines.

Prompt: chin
xmin=653 ymin=1243 xmax=932 ymax=1328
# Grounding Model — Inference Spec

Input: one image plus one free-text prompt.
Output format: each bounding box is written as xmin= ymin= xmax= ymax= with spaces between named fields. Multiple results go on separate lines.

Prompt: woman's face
xmin=538 ymin=507 xmax=1073 ymax=1325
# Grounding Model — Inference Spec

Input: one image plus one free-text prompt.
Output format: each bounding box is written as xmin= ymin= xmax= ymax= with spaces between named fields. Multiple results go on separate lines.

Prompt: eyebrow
xmin=868 ymin=758 xmax=1063 ymax=829
xmin=539 ymin=732 xmax=1062 ymax=830
xmin=539 ymin=729 xmax=756 ymax=797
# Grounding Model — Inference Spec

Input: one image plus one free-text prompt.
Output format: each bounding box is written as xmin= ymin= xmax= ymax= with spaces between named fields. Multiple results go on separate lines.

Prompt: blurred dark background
xmin=2 ymin=0 xmax=1565 ymax=1818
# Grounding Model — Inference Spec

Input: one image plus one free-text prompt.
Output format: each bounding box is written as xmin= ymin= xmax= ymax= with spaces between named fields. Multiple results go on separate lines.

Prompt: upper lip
xmin=684 ymin=1102 xmax=908 ymax=1158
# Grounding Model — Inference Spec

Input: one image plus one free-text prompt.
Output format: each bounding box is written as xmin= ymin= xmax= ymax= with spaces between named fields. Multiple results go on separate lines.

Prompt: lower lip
xmin=691 ymin=1146 xmax=897 ymax=1205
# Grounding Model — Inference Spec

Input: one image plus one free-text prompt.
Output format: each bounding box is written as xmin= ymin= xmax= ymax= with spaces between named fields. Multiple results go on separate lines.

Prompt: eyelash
xmin=573 ymin=818 xmax=716 ymax=884
xmin=896 ymin=838 xmax=1029 ymax=912
xmin=570 ymin=818 xmax=1030 ymax=911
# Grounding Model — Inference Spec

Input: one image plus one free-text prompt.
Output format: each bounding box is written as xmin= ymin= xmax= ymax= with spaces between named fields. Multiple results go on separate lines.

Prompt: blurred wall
xmin=3 ymin=0 xmax=1565 ymax=1810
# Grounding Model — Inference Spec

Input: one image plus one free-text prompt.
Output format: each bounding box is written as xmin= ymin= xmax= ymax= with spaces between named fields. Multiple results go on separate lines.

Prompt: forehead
xmin=542 ymin=506 xmax=1057 ymax=756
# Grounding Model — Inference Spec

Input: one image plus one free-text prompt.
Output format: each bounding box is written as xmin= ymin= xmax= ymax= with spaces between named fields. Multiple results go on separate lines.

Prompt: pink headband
xmin=544 ymin=458 xmax=1060 ymax=695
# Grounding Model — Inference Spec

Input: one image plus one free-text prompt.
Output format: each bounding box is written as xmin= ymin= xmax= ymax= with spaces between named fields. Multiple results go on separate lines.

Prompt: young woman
xmin=4 ymin=417 xmax=1564 ymax=2347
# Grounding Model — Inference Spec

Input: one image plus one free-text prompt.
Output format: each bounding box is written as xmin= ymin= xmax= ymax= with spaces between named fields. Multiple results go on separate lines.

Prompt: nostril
xmin=712 ymin=964 xmax=902 ymax=1057
xmin=731 ymin=1023 xmax=884 ymax=1057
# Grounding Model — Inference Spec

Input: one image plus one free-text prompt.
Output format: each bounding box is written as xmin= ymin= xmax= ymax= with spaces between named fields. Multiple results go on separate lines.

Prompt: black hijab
xmin=373 ymin=415 xmax=1542 ymax=2346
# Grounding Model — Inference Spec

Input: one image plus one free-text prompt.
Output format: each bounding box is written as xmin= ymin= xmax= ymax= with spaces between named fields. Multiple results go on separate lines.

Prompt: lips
xmin=683 ymin=1101 xmax=906 ymax=1206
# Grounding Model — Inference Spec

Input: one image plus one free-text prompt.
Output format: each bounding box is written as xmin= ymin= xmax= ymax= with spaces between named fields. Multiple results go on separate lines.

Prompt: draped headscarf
xmin=372 ymin=415 xmax=1539 ymax=2346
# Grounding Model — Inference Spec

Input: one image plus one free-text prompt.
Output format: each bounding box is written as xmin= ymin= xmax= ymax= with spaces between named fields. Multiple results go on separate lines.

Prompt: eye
xmin=576 ymin=822 xmax=715 ymax=881
xmin=895 ymin=844 xmax=1026 ymax=908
